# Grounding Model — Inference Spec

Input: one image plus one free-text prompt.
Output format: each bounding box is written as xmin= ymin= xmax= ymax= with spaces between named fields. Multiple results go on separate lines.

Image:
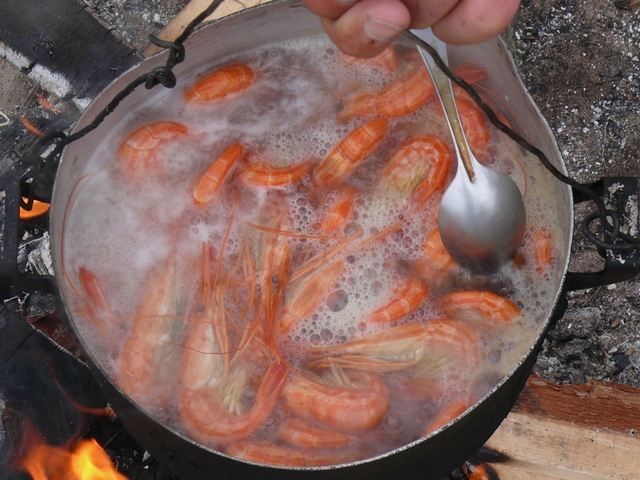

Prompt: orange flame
xmin=20 ymin=433 xmax=128 ymax=480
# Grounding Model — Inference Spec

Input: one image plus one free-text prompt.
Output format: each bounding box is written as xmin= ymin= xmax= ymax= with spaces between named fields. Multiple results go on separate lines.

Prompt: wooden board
xmin=143 ymin=0 xmax=275 ymax=57
xmin=485 ymin=376 xmax=640 ymax=479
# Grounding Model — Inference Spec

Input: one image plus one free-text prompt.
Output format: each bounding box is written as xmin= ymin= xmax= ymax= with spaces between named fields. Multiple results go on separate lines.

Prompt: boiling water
xmin=63 ymin=34 xmax=564 ymax=465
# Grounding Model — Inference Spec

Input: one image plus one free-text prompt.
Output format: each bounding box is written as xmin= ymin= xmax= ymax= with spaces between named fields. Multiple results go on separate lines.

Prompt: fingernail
xmin=363 ymin=17 xmax=403 ymax=42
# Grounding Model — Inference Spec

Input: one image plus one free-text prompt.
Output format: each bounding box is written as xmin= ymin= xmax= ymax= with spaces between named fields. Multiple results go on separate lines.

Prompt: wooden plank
xmin=483 ymin=376 xmax=640 ymax=479
xmin=143 ymin=0 xmax=274 ymax=56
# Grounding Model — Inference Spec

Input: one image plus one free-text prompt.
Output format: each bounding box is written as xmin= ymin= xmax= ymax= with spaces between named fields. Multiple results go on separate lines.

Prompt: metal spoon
xmin=409 ymin=29 xmax=526 ymax=274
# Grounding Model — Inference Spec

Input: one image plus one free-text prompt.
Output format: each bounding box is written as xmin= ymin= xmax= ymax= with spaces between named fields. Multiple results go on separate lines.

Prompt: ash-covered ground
xmin=511 ymin=0 xmax=640 ymax=387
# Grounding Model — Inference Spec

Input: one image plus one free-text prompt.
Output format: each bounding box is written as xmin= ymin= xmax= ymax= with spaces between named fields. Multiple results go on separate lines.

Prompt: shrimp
xmin=116 ymin=248 xmax=193 ymax=405
xmin=413 ymin=229 xmax=459 ymax=287
xmin=250 ymin=193 xmax=294 ymax=344
xmin=338 ymin=61 xmax=433 ymax=122
xmin=239 ymin=161 xmax=314 ymax=187
xmin=76 ymin=265 xmax=117 ymax=337
xmin=438 ymin=290 xmax=521 ymax=327
xmin=179 ymin=361 xmax=289 ymax=445
xmin=282 ymin=367 xmax=390 ymax=431
xmin=318 ymin=185 xmax=359 ymax=234
xmin=278 ymin=417 xmax=368 ymax=448
xmin=376 ymin=134 xmax=452 ymax=208
xmin=368 ymin=276 xmax=428 ymax=323
xmin=179 ymin=243 xmax=225 ymax=391
xmin=311 ymin=319 xmax=481 ymax=374
xmin=192 ymin=143 xmax=244 ymax=205
xmin=278 ymin=258 xmax=344 ymax=332
xmin=184 ymin=63 xmax=256 ymax=103
xmin=532 ymin=227 xmax=553 ymax=274
xmin=456 ymin=95 xmax=491 ymax=162
xmin=225 ymin=440 xmax=362 ymax=467
xmin=117 ymin=121 xmax=188 ymax=179
xmin=312 ymin=118 xmax=388 ymax=190
xmin=423 ymin=399 xmax=468 ymax=436
xmin=338 ymin=63 xmax=487 ymax=122
xmin=342 ymin=45 xmax=399 ymax=74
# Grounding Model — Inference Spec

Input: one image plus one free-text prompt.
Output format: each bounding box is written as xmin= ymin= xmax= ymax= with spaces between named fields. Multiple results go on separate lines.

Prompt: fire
xmin=20 ymin=434 xmax=127 ymax=480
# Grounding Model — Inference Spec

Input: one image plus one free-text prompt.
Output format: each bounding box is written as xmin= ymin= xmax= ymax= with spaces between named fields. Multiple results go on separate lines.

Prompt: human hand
xmin=303 ymin=0 xmax=521 ymax=58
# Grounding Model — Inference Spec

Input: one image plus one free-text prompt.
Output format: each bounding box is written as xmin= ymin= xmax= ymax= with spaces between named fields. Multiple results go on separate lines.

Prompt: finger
xmin=431 ymin=0 xmax=521 ymax=45
xmin=319 ymin=0 xmax=411 ymax=58
xmin=302 ymin=0 xmax=358 ymax=20
xmin=401 ymin=0 xmax=460 ymax=30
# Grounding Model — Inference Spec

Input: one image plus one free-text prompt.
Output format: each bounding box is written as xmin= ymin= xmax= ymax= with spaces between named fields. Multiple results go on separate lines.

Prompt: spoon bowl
xmin=409 ymin=29 xmax=526 ymax=274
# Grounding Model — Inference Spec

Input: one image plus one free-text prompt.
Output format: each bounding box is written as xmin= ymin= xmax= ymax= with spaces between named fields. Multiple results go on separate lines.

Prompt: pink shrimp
xmin=438 ymin=290 xmax=522 ymax=327
xmin=179 ymin=243 xmax=225 ymax=392
xmin=318 ymin=185 xmax=359 ymax=234
xmin=117 ymin=121 xmax=188 ymax=179
xmin=368 ymin=276 xmax=428 ymax=323
xmin=116 ymin=248 xmax=194 ymax=405
xmin=413 ymin=229 xmax=459 ymax=286
xmin=184 ymin=63 xmax=256 ymax=103
xmin=179 ymin=361 xmax=289 ymax=445
xmin=423 ymin=399 xmax=468 ymax=436
xmin=239 ymin=161 xmax=314 ymax=187
xmin=76 ymin=265 xmax=116 ymax=336
xmin=313 ymin=118 xmax=388 ymax=190
xmin=311 ymin=319 xmax=481 ymax=374
xmin=342 ymin=45 xmax=399 ymax=74
xmin=192 ymin=143 xmax=244 ymax=205
xmin=278 ymin=417 xmax=365 ymax=448
xmin=376 ymin=134 xmax=452 ymax=208
xmin=225 ymin=440 xmax=361 ymax=467
xmin=338 ymin=63 xmax=488 ymax=122
xmin=282 ymin=368 xmax=390 ymax=431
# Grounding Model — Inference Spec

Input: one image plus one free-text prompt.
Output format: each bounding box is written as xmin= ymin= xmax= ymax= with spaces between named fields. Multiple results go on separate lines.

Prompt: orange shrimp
xmin=76 ymin=266 xmax=115 ymax=336
xmin=413 ymin=229 xmax=459 ymax=287
xmin=116 ymin=248 xmax=193 ymax=405
xmin=342 ymin=45 xmax=399 ymax=74
xmin=117 ymin=121 xmax=188 ymax=179
xmin=278 ymin=258 xmax=344 ymax=332
xmin=376 ymin=134 xmax=452 ymax=208
xmin=282 ymin=368 xmax=390 ymax=431
xmin=423 ymin=399 xmax=468 ymax=436
xmin=311 ymin=319 xmax=481 ymax=374
xmin=278 ymin=417 xmax=363 ymax=448
xmin=250 ymin=193 xmax=294 ymax=344
xmin=179 ymin=361 xmax=289 ymax=445
xmin=368 ymin=276 xmax=428 ymax=323
xmin=313 ymin=118 xmax=388 ymax=190
xmin=318 ymin=185 xmax=359 ymax=234
xmin=456 ymin=95 xmax=491 ymax=162
xmin=192 ymin=143 xmax=244 ymax=205
xmin=338 ymin=63 xmax=487 ymax=122
xmin=225 ymin=440 xmax=361 ymax=467
xmin=438 ymin=290 xmax=521 ymax=327
xmin=239 ymin=161 xmax=314 ymax=187
xmin=184 ymin=63 xmax=256 ymax=103
xmin=338 ymin=61 xmax=433 ymax=121
xmin=532 ymin=227 xmax=553 ymax=274
xmin=179 ymin=244 xmax=225 ymax=391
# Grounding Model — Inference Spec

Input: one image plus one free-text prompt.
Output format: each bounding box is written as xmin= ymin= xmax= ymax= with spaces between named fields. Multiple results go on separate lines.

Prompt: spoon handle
xmin=409 ymin=29 xmax=476 ymax=182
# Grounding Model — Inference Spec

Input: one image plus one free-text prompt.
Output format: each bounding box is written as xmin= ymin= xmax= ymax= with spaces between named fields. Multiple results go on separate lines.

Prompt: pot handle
xmin=564 ymin=176 xmax=640 ymax=291
xmin=0 ymin=166 xmax=55 ymax=297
